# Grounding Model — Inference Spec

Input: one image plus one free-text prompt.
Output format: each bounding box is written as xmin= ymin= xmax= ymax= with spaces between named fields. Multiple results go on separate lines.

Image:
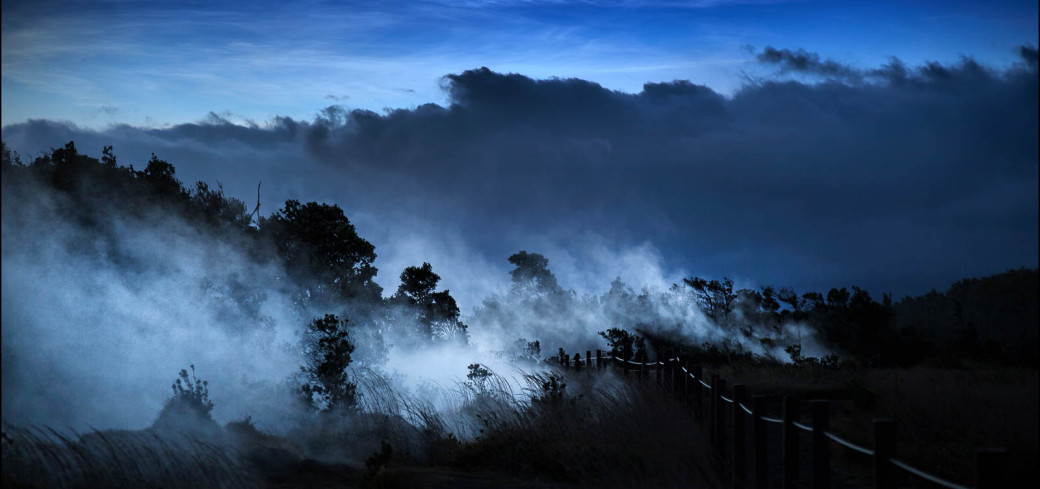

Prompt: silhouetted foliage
xmin=172 ymin=365 xmax=214 ymax=415
xmin=471 ymin=250 xmax=578 ymax=351
xmin=508 ymin=251 xmax=562 ymax=295
xmin=187 ymin=181 xmax=252 ymax=229
xmin=262 ymin=200 xmax=381 ymax=309
xmin=598 ymin=327 xmax=645 ymax=361
xmin=529 ymin=373 xmax=568 ymax=408
xmin=391 ymin=262 xmax=468 ymax=344
xmin=683 ymin=276 xmax=736 ymax=324
xmin=151 ymin=365 xmax=221 ymax=437
xmin=1 ymin=141 xmax=21 ymax=170
xmin=785 ymin=344 xmax=840 ymax=368
xmin=140 ymin=153 xmax=182 ymax=198
xmin=466 ymin=363 xmax=493 ymax=394
xmin=299 ymin=314 xmax=358 ymax=412
xmin=4 ymin=138 xmax=1036 ymax=394
xmin=893 ymin=267 xmax=1039 ymax=365
xmin=511 ymin=338 xmax=542 ymax=363
xmin=3 ymin=140 xmax=253 ymax=232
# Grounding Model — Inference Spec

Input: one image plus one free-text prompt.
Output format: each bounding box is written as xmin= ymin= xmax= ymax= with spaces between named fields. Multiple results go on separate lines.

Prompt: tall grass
xmin=289 ymin=364 xmax=724 ymax=487
xmin=451 ymin=369 xmax=724 ymax=488
xmin=1 ymin=363 xmax=729 ymax=488
xmin=1 ymin=425 xmax=257 ymax=489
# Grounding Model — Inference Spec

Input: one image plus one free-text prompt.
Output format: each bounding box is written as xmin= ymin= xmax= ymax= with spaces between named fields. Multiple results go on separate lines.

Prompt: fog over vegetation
xmin=0 ymin=141 xmax=780 ymax=431
xmin=0 ymin=46 xmax=1036 ymax=440
xmin=2 ymin=137 xmax=1035 ymax=435
xmin=2 ymin=44 xmax=1037 ymax=489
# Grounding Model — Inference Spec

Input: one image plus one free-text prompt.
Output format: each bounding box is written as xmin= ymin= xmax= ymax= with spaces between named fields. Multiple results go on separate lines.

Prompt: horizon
xmin=2 ymin=3 xmax=1038 ymax=485
xmin=5 ymin=1 xmax=1038 ymax=308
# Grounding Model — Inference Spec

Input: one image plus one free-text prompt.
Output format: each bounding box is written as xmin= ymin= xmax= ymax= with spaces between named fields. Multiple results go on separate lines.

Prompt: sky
xmin=2 ymin=0 xmax=1038 ymax=309
xmin=3 ymin=0 xmax=1037 ymax=127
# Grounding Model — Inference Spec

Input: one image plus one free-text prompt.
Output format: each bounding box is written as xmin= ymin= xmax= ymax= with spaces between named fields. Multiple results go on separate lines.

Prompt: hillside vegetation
xmin=2 ymin=141 xmax=1036 ymax=488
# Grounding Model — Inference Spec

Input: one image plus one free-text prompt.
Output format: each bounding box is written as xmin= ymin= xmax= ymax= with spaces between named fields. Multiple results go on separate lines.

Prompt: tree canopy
xmin=391 ymin=262 xmax=468 ymax=344
xmin=508 ymin=251 xmax=562 ymax=295
xmin=261 ymin=200 xmax=381 ymax=309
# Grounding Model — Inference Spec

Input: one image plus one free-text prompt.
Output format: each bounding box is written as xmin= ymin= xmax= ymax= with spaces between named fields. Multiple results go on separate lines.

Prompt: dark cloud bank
xmin=4 ymin=46 xmax=1038 ymax=305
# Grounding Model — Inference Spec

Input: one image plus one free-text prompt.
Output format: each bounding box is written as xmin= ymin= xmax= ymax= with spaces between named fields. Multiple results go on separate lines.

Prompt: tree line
xmin=2 ymin=141 xmax=467 ymax=413
xmin=3 ymin=141 xmax=1036 ymax=416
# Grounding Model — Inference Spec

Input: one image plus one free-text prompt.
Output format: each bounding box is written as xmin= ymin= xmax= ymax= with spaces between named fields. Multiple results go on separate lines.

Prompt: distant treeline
xmin=676 ymin=270 xmax=1037 ymax=367
xmin=0 ymin=140 xmax=465 ymax=340
xmin=3 ymin=141 xmax=1036 ymax=372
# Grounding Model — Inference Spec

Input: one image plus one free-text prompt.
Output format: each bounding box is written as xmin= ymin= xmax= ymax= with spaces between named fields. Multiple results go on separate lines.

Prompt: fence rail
xmin=556 ymin=348 xmax=1007 ymax=489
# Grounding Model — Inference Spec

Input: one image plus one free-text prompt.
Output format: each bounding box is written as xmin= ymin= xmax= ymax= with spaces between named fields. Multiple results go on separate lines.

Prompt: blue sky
xmin=2 ymin=0 xmax=1036 ymax=128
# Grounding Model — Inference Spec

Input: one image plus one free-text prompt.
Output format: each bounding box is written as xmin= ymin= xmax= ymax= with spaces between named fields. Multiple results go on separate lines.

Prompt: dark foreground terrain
xmin=5 ymin=361 xmax=1036 ymax=489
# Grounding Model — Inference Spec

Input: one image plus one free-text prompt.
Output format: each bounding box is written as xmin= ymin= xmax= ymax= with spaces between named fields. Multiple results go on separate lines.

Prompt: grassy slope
xmin=4 ymin=363 xmax=1033 ymax=488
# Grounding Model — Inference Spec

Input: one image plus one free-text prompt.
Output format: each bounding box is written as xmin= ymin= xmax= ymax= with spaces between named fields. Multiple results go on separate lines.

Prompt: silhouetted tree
xmin=262 ymin=200 xmax=381 ymax=309
xmin=300 ymin=314 xmax=357 ymax=412
xmin=598 ymin=327 xmax=645 ymax=361
xmin=1 ymin=141 xmax=21 ymax=171
xmin=892 ymin=267 xmax=1038 ymax=365
xmin=392 ymin=262 xmax=469 ymax=343
xmin=826 ymin=287 xmax=850 ymax=308
xmin=512 ymin=338 xmax=541 ymax=363
xmin=777 ymin=287 xmax=805 ymax=318
xmin=187 ymin=181 xmax=251 ymax=229
xmin=803 ymin=286 xmax=898 ymax=365
xmin=508 ymin=251 xmax=562 ymax=294
xmin=139 ymin=153 xmax=182 ymax=198
xmin=760 ymin=286 xmax=782 ymax=338
xmin=683 ymin=276 xmax=737 ymax=324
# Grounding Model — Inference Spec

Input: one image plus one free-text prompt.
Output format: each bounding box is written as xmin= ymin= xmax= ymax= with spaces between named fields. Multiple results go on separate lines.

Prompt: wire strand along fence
xmin=554 ymin=348 xmax=1008 ymax=489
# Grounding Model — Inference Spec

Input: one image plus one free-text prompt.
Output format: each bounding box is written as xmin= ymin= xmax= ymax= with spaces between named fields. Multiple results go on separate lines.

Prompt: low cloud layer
xmin=3 ymin=46 xmax=1037 ymax=305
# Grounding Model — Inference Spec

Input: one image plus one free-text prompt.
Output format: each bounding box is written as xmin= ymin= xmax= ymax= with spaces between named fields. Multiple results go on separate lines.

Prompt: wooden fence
xmin=555 ymin=348 xmax=1008 ymax=489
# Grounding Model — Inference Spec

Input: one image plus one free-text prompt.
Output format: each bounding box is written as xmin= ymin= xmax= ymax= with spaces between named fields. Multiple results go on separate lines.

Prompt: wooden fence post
xmin=559 ymin=348 xmax=566 ymax=369
xmin=710 ymin=375 xmax=719 ymax=446
xmin=812 ymin=401 xmax=830 ymax=489
xmin=596 ymin=350 xmax=603 ymax=371
xmin=666 ymin=348 xmax=672 ymax=391
xmin=752 ymin=395 xmax=768 ymax=489
xmin=715 ymin=378 xmax=727 ymax=455
xmin=670 ymin=348 xmax=678 ymax=395
xmin=622 ymin=345 xmax=630 ymax=378
xmin=622 ymin=346 xmax=629 ymax=378
xmin=655 ymin=352 xmax=662 ymax=385
xmin=693 ymin=366 xmax=704 ymax=421
xmin=683 ymin=360 xmax=690 ymax=404
xmin=675 ymin=349 xmax=683 ymax=397
xmin=873 ymin=419 xmax=896 ymax=489
xmin=974 ymin=448 xmax=1007 ymax=489
xmin=783 ymin=396 xmax=799 ymax=489
xmin=586 ymin=351 xmax=592 ymax=372
xmin=732 ymin=384 xmax=747 ymax=489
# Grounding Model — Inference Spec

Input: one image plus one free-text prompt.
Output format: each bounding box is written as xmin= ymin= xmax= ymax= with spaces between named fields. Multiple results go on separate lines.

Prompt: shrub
xmin=151 ymin=365 xmax=221 ymax=438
